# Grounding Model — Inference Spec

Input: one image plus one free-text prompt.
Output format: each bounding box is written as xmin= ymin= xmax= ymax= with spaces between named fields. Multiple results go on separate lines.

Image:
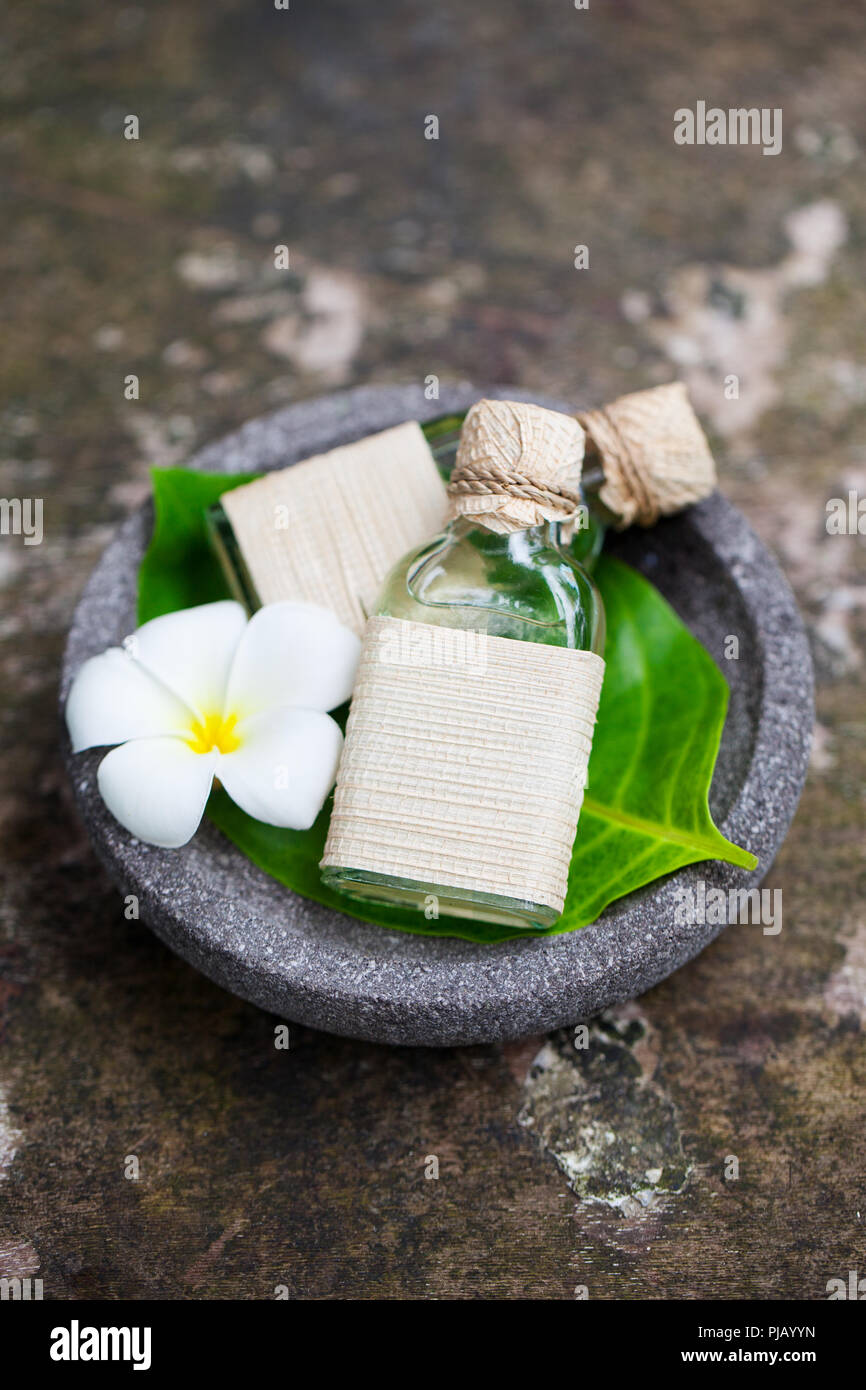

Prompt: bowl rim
xmin=60 ymin=383 xmax=814 ymax=1046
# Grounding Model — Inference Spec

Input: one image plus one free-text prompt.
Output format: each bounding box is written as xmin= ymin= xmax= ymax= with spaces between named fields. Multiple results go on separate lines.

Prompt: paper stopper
xmin=446 ymin=399 xmax=585 ymax=535
xmin=578 ymin=382 xmax=717 ymax=528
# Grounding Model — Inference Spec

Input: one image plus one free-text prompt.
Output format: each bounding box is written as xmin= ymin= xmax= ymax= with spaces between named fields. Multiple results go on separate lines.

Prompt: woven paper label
xmin=321 ymin=616 xmax=605 ymax=915
xmin=221 ymin=422 xmax=447 ymax=635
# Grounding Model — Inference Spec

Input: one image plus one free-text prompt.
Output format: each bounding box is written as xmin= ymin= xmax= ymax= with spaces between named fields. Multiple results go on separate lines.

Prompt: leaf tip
xmin=727 ymin=844 xmax=759 ymax=871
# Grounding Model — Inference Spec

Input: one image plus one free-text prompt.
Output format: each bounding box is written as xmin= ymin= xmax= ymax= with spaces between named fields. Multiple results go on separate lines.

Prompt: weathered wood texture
xmin=0 ymin=0 xmax=864 ymax=1299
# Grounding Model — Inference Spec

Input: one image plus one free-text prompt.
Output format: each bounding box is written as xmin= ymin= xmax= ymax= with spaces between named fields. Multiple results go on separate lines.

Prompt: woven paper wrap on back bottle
xmin=579 ymin=381 xmax=717 ymax=528
xmin=220 ymin=421 xmax=447 ymax=636
xmin=321 ymin=617 xmax=605 ymax=915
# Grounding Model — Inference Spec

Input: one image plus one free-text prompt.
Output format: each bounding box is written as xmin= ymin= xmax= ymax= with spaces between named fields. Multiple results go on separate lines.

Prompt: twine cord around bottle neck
xmin=447 ymin=461 xmax=584 ymax=516
xmin=578 ymin=403 xmax=657 ymax=525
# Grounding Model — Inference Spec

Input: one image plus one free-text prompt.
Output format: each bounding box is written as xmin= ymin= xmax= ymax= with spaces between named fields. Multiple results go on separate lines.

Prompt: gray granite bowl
xmin=60 ymin=384 xmax=813 ymax=1046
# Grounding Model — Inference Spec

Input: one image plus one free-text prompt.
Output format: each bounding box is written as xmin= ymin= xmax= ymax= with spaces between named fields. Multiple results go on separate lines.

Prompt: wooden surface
xmin=0 ymin=0 xmax=864 ymax=1299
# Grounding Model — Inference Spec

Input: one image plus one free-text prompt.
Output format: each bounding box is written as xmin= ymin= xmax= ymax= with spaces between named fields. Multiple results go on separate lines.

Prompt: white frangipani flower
xmin=66 ymin=600 xmax=360 ymax=847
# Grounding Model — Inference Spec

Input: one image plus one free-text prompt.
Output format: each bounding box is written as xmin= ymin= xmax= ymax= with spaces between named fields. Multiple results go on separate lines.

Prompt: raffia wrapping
xmin=446 ymin=399 xmax=586 ymax=534
xmin=220 ymin=422 xmax=447 ymax=635
xmin=321 ymin=617 xmax=605 ymax=914
xmin=578 ymin=381 xmax=716 ymax=528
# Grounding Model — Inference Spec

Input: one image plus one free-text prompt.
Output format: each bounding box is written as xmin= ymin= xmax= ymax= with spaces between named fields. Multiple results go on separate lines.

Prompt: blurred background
xmin=1 ymin=0 xmax=864 ymax=1298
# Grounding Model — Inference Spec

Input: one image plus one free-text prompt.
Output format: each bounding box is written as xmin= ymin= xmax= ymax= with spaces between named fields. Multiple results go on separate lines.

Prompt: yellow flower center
xmin=186 ymin=711 xmax=241 ymax=756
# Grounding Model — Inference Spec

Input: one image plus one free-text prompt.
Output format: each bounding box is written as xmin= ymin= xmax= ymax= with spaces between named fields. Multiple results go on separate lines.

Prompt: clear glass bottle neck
xmin=451 ymin=516 xmax=568 ymax=553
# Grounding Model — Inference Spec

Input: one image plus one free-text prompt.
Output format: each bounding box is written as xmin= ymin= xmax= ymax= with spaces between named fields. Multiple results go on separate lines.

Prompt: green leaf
xmin=565 ymin=556 xmax=757 ymax=931
xmin=138 ymin=467 xmax=756 ymax=943
xmin=137 ymin=468 xmax=259 ymax=624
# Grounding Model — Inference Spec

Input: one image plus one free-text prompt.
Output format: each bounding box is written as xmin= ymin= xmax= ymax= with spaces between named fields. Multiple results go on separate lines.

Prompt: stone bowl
xmin=60 ymin=384 xmax=813 ymax=1047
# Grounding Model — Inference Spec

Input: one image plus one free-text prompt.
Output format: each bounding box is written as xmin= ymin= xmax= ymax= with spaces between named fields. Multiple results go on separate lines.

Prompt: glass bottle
xmin=321 ymin=403 xmax=605 ymax=931
xmin=421 ymin=411 xmax=609 ymax=568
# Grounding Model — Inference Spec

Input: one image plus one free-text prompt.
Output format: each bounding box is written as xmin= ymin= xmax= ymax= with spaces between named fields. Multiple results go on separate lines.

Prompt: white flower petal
xmin=66 ymin=648 xmax=194 ymax=753
xmin=131 ymin=600 xmax=247 ymax=719
xmin=225 ymin=602 xmax=360 ymax=719
xmin=97 ymin=738 xmax=218 ymax=848
xmin=217 ymin=706 xmax=343 ymax=830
